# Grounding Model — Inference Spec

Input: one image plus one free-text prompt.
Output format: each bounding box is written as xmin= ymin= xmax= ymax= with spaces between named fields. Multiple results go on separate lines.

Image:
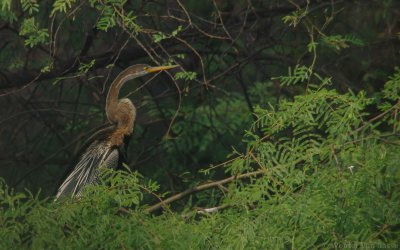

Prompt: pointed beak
xmin=145 ymin=65 xmax=179 ymax=73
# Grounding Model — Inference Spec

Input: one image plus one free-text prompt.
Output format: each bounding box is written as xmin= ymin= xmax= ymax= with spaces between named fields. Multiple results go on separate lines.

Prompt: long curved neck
xmin=106 ymin=67 xmax=141 ymax=124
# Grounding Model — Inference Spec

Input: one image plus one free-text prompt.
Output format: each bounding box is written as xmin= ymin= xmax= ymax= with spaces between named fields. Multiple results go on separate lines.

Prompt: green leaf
xmin=19 ymin=17 xmax=49 ymax=48
xmin=21 ymin=0 xmax=39 ymax=15
xmin=50 ymin=0 xmax=76 ymax=16
xmin=174 ymin=71 xmax=197 ymax=81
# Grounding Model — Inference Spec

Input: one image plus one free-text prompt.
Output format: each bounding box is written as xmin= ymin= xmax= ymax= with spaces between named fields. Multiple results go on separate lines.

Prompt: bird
xmin=55 ymin=64 xmax=178 ymax=199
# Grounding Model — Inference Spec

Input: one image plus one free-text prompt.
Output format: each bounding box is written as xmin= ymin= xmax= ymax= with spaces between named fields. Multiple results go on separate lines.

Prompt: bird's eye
xmin=143 ymin=66 xmax=149 ymax=70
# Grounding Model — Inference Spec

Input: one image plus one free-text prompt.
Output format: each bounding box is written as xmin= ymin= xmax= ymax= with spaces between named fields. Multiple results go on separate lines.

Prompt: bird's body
xmin=55 ymin=64 xmax=177 ymax=199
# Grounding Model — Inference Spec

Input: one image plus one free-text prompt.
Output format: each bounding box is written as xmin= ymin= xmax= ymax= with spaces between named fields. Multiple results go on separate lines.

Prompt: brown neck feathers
xmin=106 ymin=65 xmax=147 ymax=124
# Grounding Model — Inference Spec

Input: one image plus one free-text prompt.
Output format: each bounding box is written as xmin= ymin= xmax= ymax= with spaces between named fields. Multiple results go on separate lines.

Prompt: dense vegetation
xmin=1 ymin=0 xmax=399 ymax=249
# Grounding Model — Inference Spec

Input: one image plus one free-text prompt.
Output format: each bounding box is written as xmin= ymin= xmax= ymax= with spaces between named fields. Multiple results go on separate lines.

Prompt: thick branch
xmin=145 ymin=169 xmax=266 ymax=213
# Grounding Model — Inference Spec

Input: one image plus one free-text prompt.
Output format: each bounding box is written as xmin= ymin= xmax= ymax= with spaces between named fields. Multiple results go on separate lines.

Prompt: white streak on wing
xmin=55 ymin=141 xmax=114 ymax=199
xmin=73 ymin=157 xmax=93 ymax=196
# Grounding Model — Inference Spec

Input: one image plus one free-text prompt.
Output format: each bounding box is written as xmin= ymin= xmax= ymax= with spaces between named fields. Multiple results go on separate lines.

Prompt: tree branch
xmin=145 ymin=169 xmax=266 ymax=213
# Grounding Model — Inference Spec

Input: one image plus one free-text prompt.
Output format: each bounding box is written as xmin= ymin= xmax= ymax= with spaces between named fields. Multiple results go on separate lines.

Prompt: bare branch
xmin=145 ymin=170 xmax=266 ymax=213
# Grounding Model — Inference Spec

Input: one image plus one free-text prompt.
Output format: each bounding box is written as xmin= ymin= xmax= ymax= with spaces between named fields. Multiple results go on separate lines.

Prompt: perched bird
xmin=55 ymin=64 xmax=178 ymax=199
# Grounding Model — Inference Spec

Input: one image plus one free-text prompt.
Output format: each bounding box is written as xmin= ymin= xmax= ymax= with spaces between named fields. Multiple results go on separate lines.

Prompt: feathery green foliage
xmin=1 ymin=0 xmax=400 ymax=249
xmin=2 ymin=68 xmax=399 ymax=248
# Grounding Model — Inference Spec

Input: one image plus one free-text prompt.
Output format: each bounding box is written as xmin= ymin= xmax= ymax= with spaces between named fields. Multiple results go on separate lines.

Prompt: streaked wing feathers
xmin=55 ymin=141 xmax=119 ymax=199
